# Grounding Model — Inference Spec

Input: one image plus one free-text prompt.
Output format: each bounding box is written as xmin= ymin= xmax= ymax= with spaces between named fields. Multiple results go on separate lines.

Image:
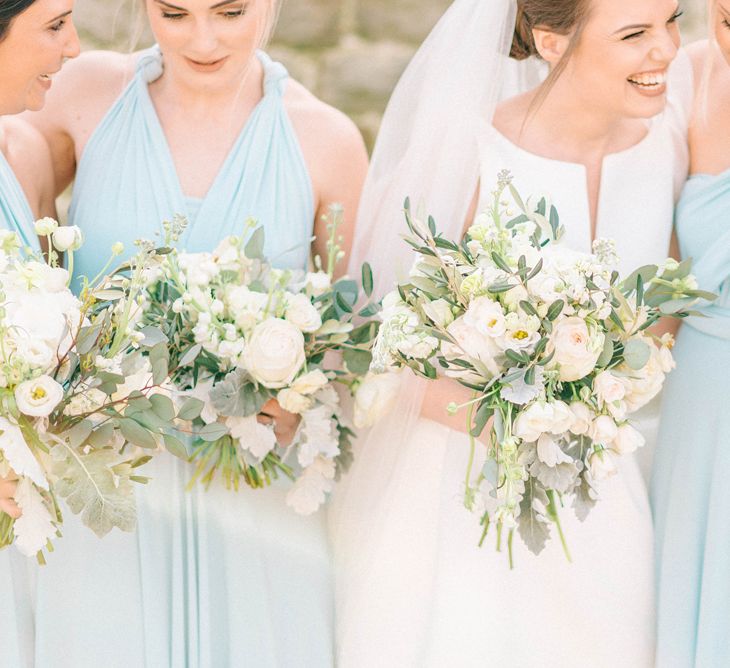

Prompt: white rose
xmin=51 ymin=226 xmax=84 ymax=253
xmin=593 ymin=371 xmax=627 ymax=406
xmin=463 ymin=296 xmax=506 ymax=337
xmin=589 ymin=415 xmax=618 ymax=445
xmin=422 ymin=298 xmax=454 ymax=328
xmin=305 ymin=271 xmax=332 ymax=297
xmin=285 ymin=293 xmax=322 ymax=333
xmin=277 ymin=389 xmax=314 ymax=414
xmin=15 ymin=375 xmax=64 ymax=417
xmin=242 ymin=318 xmax=306 ymax=389
xmin=589 ymin=450 xmax=618 ymax=481
xmin=353 ymin=371 xmax=401 ymax=429
xmin=291 ymin=370 xmax=329 ymax=396
xmin=612 ymin=423 xmax=645 ymax=455
xmin=547 ymin=317 xmax=604 ymax=382
xmin=568 ymin=401 xmax=594 ymax=435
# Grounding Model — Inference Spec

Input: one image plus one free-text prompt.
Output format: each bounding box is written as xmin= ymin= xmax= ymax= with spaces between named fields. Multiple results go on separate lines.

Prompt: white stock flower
xmin=612 ymin=423 xmax=645 ymax=455
xmin=225 ymin=286 xmax=269 ymax=331
xmin=285 ymin=293 xmax=322 ymax=333
xmin=51 ymin=226 xmax=84 ymax=253
xmin=353 ymin=371 xmax=401 ymax=429
xmin=15 ymin=376 xmax=64 ymax=417
xmin=568 ymin=401 xmax=594 ymax=435
xmin=226 ymin=415 xmax=277 ymax=460
xmin=396 ymin=334 xmax=438 ymax=360
xmin=0 ymin=416 xmax=47 ymax=488
xmin=285 ymin=456 xmax=336 ymax=515
xmin=589 ymin=415 xmax=619 ymax=445
xmin=589 ymin=450 xmax=618 ymax=481
xmin=547 ymin=317 xmax=604 ymax=382
xmin=277 ymin=389 xmax=314 ymax=415
xmin=242 ymin=318 xmax=305 ymax=389
xmin=422 ymin=298 xmax=454 ymax=328
xmin=13 ymin=478 xmax=56 ymax=556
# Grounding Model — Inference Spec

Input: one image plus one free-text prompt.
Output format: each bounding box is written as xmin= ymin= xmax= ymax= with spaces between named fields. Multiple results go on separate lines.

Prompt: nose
xmin=64 ymin=17 xmax=81 ymax=59
xmin=188 ymin=17 xmax=219 ymax=56
xmin=650 ymin=25 xmax=679 ymax=65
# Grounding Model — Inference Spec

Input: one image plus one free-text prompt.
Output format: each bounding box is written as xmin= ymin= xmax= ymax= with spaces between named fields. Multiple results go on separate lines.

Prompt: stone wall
xmin=75 ymin=0 xmax=707 ymax=149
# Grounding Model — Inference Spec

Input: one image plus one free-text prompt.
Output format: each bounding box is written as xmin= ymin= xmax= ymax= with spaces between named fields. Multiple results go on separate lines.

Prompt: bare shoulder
xmin=284 ymin=78 xmax=366 ymax=158
xmin=1 ymin=117 xmax=54 ymax=217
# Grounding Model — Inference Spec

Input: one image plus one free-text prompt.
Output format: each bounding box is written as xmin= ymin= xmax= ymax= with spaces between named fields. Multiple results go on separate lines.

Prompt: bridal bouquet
xmin=141 ymin=207 xmax=379 ymax=514
xmin=0 ymin=221 xmax=178 ymax=561
xmin=371 ymin=171 xmax=710 ymax=564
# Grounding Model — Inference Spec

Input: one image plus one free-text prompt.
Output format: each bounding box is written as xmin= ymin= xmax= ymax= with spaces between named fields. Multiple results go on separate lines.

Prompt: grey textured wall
xmin=74 ymin=0 xmax=708 ymax=149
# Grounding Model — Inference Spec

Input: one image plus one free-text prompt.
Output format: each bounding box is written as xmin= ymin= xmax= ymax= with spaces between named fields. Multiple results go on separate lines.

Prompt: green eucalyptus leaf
xmin=163 ymin=433 xmax=189 ymax=459
xmin=177 ymin=397 xmax=205 ymax=421
xmin=149 ymin=394 xmax=176 ymax=422
xmin=139 ymin=326 xmax=167 ymax=348
xmin=119 ymin=418 xmax=158 ymax=449
xmin=343 ymin=348 xmax=372 ymax=376
xmin=623 ymin=338 xmax=651 ymax=370
xmin=596 ymin=337 xmax=615 ymax=368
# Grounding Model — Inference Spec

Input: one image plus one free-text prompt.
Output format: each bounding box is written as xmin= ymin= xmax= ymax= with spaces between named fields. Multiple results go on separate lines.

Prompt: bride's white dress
xmin=333 ymin=57 xmax=691 ymax=668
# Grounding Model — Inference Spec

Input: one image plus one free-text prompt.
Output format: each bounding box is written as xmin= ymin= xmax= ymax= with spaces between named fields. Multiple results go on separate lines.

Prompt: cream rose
xmin=589 ymin=450 xmax=618 ymax=481
xmin=589 ymin=415 xmax=618 ymax=445
xmin=547 ymin=317 xmax=604 ymax=382
xmin=285 ymin=293 xmax=322 ymax=333
xmin=593 ymin=371 xmax=627 ymax=406
xmin=612 ymin=423 xmax=645 ymax=455
xmin=15 ymin=375 xmax=64 ymax=417
xmin=568 ymin=401 xmax=594 ymax=436
xmin=243 ymin=318 xmax=306 ymax=389
xmin=353 ymin=371 xmax=401 ymax=429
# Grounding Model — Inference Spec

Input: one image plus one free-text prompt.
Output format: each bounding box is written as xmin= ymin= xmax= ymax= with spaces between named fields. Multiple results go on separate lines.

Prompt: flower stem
xmin=547 ymin=490 xmax=572 ymax=562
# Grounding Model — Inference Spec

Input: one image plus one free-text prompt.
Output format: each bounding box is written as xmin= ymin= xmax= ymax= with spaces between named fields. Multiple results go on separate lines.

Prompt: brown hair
xmin=510 ymin=0 xmax=592 ymax=116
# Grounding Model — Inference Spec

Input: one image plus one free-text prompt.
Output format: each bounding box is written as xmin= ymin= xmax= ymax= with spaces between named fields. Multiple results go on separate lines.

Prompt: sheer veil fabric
xmin=329 ymin=0 xmax=547 ymax=658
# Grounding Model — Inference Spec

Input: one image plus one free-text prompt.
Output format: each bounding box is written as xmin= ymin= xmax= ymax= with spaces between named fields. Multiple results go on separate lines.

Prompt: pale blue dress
xmin=0 ymin=146 xmax=42 ymax=668
xmin=19 ymin=48 xmax=334 ymax=667
xmin=652 ymin=168 xmax=730 ymax=667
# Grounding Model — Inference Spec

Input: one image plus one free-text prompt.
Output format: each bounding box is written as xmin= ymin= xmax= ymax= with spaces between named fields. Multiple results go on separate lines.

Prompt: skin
xmin=422 ymin=0 xmax=683 ymax=432
xmin=25 ymin=0 xmax=369 ymax=445
xmin=0 ymin=0 xmax=79 ymax=517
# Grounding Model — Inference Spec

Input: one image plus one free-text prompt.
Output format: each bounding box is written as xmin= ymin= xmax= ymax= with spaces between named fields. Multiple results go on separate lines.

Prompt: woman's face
xmin=146 ymin=0 xmax=270 ymax=90
xmin=713 ymin=2 xmax=730 ymax=64
xmin=560 ymin=0 xmax=682 ymax=121
xmin=0 ymin=0 xmax=80 ymax=114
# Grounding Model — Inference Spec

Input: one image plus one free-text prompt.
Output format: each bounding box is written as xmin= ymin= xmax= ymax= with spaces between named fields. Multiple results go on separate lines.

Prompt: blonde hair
xmin=698 ymin=0 xmax=721 ymax=122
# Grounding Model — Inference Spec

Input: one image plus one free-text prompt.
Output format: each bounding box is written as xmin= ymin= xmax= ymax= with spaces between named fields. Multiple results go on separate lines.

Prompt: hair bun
xmin=510 ymin=6 xmax=538 ymax=60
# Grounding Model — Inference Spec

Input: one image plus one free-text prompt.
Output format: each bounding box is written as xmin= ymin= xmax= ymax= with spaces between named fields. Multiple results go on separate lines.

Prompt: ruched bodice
xmin=675 ymin=169 xmax=730 ymax=339
xmin=0 ymin=149 xmax=39 ymax=251
xmin=70 ymin=46 xmax=314 ymax=282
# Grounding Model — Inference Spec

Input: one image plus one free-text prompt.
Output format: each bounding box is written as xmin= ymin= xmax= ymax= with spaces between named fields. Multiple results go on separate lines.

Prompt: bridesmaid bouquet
xmin=371 ymin=171 xmax=710 ymax=564
xmin=141 ymin=207 xmax=380 ymax=514
xmin=0 ymin=221 xmax=177 ymax=561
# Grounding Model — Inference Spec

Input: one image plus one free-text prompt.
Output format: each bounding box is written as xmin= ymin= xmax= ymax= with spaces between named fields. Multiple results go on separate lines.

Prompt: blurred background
xmin=73 ymin=0 xmax=708 ymax=150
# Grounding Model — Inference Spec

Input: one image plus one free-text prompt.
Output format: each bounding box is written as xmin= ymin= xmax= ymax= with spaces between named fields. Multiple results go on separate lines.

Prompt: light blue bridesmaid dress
xmin=0 ymin=146 xmax=41 ymax=668
xmin=652 ymin=168 xmax=730 ymax=667
xmin=24 ymin=47 xmax=334 ymax=667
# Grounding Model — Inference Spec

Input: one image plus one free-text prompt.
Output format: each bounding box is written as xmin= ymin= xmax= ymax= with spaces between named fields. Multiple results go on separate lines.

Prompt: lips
xmin=184 ymin=56 xmax=228 ymax=73
xmin=626 ymin=70 xmax=667 ymax=90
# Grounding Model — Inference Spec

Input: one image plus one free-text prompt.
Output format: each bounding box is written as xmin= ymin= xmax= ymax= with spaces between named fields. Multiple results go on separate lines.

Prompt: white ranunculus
xmin=34 ymin=217 xmax=58 ymax=236
xmin=589 ymin=450 xmax=618 ymax=481
xmin=51 ymin=225 xmax=84 ymax=253
xmin=305 ymin=271 xmax=332 ymax=297
xmin=463 ymin=296 xmax=506 ymax=337
xmin=13 ymin=478 xmax=56 ymax=556
xmin=277 ymin=388 xmax=314 ymax=415
xmin=15 ymin=376 xmax=64 ymax=418
xmin=422 ymin=298 xmax=454 ymax=328
xmin=612 ymin=423 xmax=645 ymax=455
xmin=242 ymin=318 xmax=305 ymax=389
xmin=353 ymin=371 xmax=401 ymax=429
xmin=285 ymin=293 xmax=322 ymax=333
xmin=513 ymin=400 xmax=574 ymax=443
xmin=589 ymin=415 xmax=618 ymax=446
xmin=285 ymin=456 xmax=336 ymax=515
xmin=226 ymin=415 xmax=277 ymax=460
xmin=291 ymin=370 xmax=329 ymax=396
xmin=568 ymin=401 xmax=594 ymax=435
xmin=0 ymin=416 xmax=47 ymax=488
xmin=547 ymin=317 xmax=604 ymax=382
xmin=593 ymin=371 xmax=627 ymax=406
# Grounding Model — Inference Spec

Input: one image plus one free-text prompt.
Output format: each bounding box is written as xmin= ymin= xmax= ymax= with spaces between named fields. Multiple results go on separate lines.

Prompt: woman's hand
xmin=257 ymin=399 xmax=301 ymax=447
xmin=0 ymin=472 xmax=21 ymax=519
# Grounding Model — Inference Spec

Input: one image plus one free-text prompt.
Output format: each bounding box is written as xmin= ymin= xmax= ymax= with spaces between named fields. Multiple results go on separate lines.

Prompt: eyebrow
xmin=153 ymin=0 xmax=242 ymax=10
xmin=612 ymin=4 xmax=681 ymax=35
xmin=46 ymin=9 xmax=72 ymax=23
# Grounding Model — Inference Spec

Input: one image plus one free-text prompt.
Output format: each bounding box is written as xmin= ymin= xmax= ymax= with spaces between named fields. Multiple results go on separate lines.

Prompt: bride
xmin=332 ymin=0 xmax=690 ymax=665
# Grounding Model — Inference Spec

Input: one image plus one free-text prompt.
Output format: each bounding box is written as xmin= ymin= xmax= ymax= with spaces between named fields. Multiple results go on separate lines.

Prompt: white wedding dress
xmin=333 ymin=53 xmax=692 ymax=668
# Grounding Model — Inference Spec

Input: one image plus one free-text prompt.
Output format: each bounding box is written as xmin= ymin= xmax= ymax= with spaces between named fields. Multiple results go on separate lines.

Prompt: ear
xmin=532 ymin=27 xmax=571 ymax=65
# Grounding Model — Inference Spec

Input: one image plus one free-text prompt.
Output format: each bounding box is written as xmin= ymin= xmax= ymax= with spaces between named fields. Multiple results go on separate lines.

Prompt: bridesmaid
xmin=0 ymin=2 xmax=79 ymax=666
xmin=652 ymin=4 xmax=730 ymax=666
xmin=22 ymin=0 xmax=368 ymax=666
